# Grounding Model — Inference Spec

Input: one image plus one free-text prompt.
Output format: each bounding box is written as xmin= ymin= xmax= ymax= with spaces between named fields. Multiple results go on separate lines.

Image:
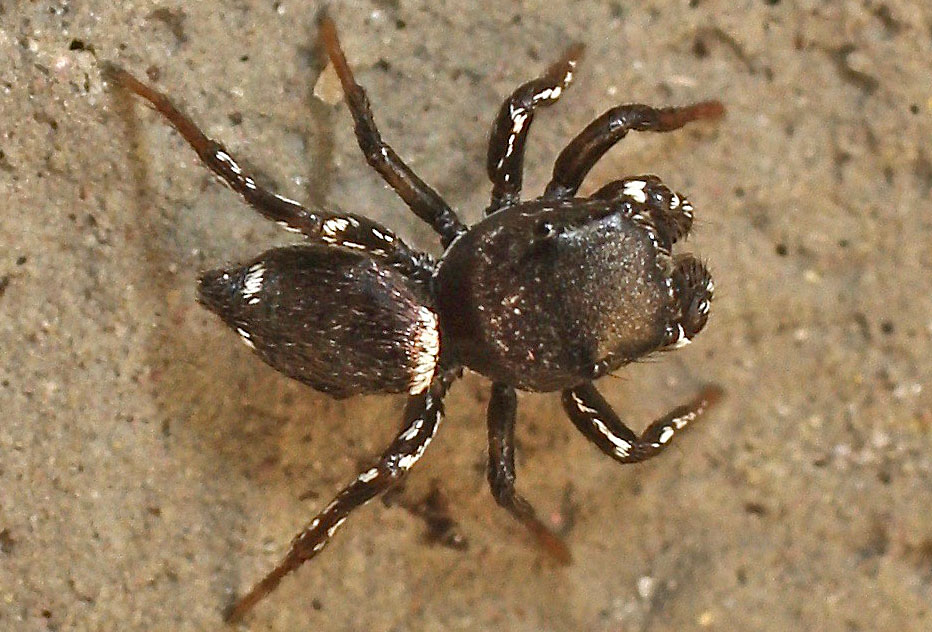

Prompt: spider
xmin=107 ymin=13 xmax=724 ymax=623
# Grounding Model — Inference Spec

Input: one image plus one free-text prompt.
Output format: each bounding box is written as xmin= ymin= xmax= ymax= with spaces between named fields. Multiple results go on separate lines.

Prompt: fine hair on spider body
xmin=106 ymin=11 xmax=725 ymax=624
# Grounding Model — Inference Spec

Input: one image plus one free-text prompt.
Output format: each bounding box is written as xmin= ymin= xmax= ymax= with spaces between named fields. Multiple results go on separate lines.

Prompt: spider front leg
xmin=664 ymin=255 xmax=715 ymax=349
xmin=487 ymin=383 xmax=572 ymax=563
xmin=224 ymin=373 xmax=455 ymax=624
xmin=561 ymin=382 xmax=722 ymax=464
xmin=544 ymin=100 xmax=724 ymax=199
xmin=106 ymin=65 xmax=432 ymax=280
xmin=485 ymin=43 xmax=584 ymax=214
xmin=318 ymin=15 xmax=466 ymax=247
xmin=592 ymin=175 xmax=696 ymax=251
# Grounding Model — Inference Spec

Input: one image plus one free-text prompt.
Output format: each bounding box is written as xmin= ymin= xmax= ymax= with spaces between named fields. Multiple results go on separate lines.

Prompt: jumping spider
xmin=108 ymin=14 xmax=724 ymax=623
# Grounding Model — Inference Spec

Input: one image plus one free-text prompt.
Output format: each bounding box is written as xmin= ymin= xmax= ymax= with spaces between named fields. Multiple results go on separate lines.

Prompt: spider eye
xmin=536 ymin=220 xmax=556 ymax=237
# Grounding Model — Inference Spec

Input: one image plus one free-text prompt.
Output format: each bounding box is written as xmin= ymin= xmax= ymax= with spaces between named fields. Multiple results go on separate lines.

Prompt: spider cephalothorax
xmin=108 ymin=12 xmax=723 ymax=623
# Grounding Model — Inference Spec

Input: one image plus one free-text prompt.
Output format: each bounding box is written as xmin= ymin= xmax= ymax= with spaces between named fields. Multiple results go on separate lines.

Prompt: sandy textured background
xmin=2 ymin=1 xmax=931 ymax=630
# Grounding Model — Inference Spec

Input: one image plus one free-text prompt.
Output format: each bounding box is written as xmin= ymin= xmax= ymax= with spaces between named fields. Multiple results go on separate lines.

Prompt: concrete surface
xmin=2 ymin=1 xmax=931 ymax=630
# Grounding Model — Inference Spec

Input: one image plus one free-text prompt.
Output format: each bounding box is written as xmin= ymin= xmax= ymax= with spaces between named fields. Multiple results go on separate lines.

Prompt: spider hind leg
xmin=225 ymin=375 xmax=454 ymax=623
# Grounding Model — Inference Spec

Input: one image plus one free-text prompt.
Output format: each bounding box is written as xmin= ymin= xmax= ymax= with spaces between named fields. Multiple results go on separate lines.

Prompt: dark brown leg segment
xmin=318 ymin=15 xmax=466 ymax=247
xmin=485 ymin=43 xmax=584 ymax=214
xmin=487 ymin=382 xmax=571 ymax=563
xmin=562 ymin=382 xmax=722 ymax=464
xmin=665 ymin=255 xmax=715 ymax=348
xmin=224 ymin=375 xmax=453 ymax=623
xmin=106 ymin=64 xmax=433 ymax=280
xmin=544 ymin=101 xmax=724 ymax=199
xmin=105 ymin=64 xmax=324 ymax=233
xmin=592 ymin=174 xmax=696 ymax=252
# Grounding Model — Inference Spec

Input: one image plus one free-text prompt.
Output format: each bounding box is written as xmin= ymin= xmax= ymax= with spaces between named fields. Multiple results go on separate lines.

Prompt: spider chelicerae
xmin=107 ymin=13 xmax=724 ymax=623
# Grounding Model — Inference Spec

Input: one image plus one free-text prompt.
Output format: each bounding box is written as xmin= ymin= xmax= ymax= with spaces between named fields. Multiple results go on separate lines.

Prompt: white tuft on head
xmin=408 ymin=307 xmax=440 ymax=394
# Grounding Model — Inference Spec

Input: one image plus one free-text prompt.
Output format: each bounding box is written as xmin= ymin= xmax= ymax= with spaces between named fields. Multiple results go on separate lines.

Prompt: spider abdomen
xmin=198 ymin=245 xmax=439 ymax=398
xmin=435 ymin=199 xmax=677 ymax=391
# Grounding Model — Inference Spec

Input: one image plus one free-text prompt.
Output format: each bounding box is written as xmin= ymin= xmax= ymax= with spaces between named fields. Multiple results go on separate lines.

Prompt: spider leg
xmin=592 ymin=175 xmax=696 ymax=250
xmin=318 ymin=15 xmax=466 ymax=248
xmin=106 ymin=64 xmax=321 ymax=234
xmin=485 ymin=43 xmax=584 ymax=215
xmin=544 ymin=101 xmax=724 ymax=199
xmin=224 ymin=372 xmax=455 ymax=623
xmin=663 ymin=255 xmax=715 ymax=349
xmin=487 ymin=382 xmax=572 ymax=563
xmin=105 ymin=64 xmax=433 ymax=280
xmin=561 ymin=382 xmax=721 ymax=464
